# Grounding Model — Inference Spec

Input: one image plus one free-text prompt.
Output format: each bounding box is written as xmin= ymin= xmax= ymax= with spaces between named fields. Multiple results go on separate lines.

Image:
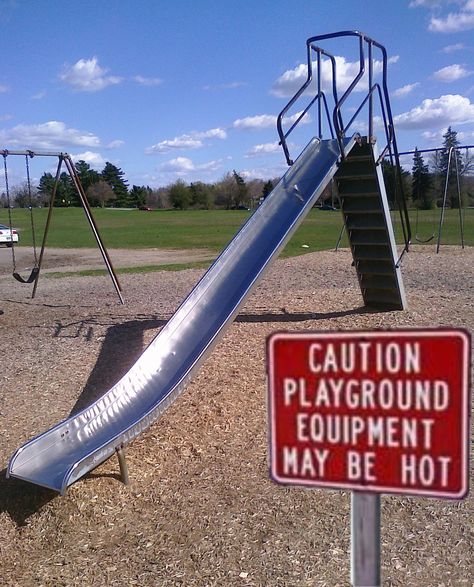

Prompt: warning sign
xmin=267 ymin=329 xmax=470 ymax=499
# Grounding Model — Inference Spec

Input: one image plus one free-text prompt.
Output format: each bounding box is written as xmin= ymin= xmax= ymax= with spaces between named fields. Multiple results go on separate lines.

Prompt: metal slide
xmin=8 ymin=136 xmax=357 ymax=494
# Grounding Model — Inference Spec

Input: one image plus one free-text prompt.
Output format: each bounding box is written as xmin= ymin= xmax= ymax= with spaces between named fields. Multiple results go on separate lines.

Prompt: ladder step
xmin=353 ymin=244 xmax=393 ymax=260
xmin=360 ymin=274 xmax=398 ymax=290
xmin=342 ymin=198 xmax=380 ymax=213
xmin=349 ymin=231 xmax=391 ymax=245
xmin=337 ymin=179 xmax=379 ymax=195
xmin=363 ymin=289 xmax=404 ymax=309
xmin=345 ymin=216 xmax=386 ymax=230
xmin=356 ymin=260 xmax=395 ymax=275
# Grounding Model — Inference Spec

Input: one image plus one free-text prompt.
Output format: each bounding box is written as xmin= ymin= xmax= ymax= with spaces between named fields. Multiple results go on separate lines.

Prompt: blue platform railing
xmin=277 ymin=30 xmax=411 ymax=255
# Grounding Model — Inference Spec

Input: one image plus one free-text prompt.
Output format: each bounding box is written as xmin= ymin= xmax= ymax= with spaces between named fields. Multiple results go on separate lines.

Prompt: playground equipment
xmin=399 ymin=144 xmax=472 ymax=252
xmin=0 ymin=150 xmax=123 ymax=303
xmin=7 ymin=31 xmax=410 ymax=494
xmin=2 ymin=151 xmax=40 ymax=283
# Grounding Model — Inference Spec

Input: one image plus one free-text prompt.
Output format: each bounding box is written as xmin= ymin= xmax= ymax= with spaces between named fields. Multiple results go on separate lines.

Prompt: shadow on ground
xmin=2 ymin=305 xmax=367 ymax=524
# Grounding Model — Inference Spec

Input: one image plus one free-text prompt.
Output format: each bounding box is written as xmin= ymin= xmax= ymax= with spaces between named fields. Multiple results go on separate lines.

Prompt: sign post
xmin=267 ymin=329 xmax=470 ymax=585
xmin=351 ymin=492 xmax=380 ymax=587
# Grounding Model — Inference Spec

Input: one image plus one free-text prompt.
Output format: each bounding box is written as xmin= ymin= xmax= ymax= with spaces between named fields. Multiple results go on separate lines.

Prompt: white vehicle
xmin=0 ymin=223 xmax=19 ymax=247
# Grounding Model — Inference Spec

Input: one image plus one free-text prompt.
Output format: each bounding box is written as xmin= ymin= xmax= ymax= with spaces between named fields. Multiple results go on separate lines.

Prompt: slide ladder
xmin=336 ymin=139 xmax=406 ymax=310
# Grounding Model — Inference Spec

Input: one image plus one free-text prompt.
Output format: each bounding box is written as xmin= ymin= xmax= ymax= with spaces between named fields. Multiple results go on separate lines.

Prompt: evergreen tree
xmin=75 ymin=160 xmax=100 ymax=194
xmin=436 ymin=127 xmax=463 ymax=208
xmin=37 ymin=171 xmax=77 ymax=206
xmin=381 ymin=160 xmax=410 ymax=210
xmin=232 ymin=170 xmax=248 ymax=208
xmin=101 ymin=162 xmax=129 ymax=207
xmin=411 ymin=148 xmax=433 ymax=210
xmin=262 ymin=180 xmax=274 ymax=200
xmin=129 ymin=185 xmax=148 ymax=208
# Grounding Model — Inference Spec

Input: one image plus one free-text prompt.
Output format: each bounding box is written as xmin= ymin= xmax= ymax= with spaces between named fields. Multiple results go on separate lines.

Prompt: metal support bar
xmin=351 ymin=492 xmax=381 ymax=587
xmin=116 ymin=446 xmax=130 ymax=486
xmin=63 ymin=155 xmax=124 ymax=304
xmin=32 ymin=156 xmax=64 ymax=299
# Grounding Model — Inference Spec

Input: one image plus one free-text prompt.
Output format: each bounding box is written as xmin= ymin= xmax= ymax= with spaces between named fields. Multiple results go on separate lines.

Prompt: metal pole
xmin=116 ymin=446 xmax=130 ymax=486
xmin=436 ymin=148 xmax=453 ymax=254
xmin=453 ymin=151 xmax=464 ymax=249
xmin=335 ymin=222 xmax=346 ymax=251
xmin=351 ymin=492 xmax=381 ymax=587
xmin=63 ymin=155 xmax=124 ymax=304
xmin=31 ymin=156 xmax=64 ymax=299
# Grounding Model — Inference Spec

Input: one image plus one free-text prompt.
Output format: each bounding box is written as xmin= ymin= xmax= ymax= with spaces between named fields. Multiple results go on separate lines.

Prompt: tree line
xmin=0 ymin=160 xmax=277 ymax=211
xmin=1 ymin=127 xmax=472 ymax=211
xmin=389 ymin=127 xmax=473 ymax=211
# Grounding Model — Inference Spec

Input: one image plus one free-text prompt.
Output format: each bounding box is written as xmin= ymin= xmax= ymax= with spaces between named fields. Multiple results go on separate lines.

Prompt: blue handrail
xmin=276 ymin=30 xmax=411 ymax=253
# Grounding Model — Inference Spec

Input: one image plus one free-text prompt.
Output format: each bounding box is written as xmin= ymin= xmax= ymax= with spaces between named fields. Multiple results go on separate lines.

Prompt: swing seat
xmin=13 ymin=267 xmax=39 ymax=284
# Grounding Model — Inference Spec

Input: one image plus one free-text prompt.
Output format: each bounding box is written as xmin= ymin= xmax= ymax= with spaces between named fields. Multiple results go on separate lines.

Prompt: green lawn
xmin=1 ymin=207 xmax=472 ymax=258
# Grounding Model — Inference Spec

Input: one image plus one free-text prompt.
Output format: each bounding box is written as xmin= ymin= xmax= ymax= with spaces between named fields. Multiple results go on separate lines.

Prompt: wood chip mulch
xmin=0 ymin=246 xmax=472 ymax=586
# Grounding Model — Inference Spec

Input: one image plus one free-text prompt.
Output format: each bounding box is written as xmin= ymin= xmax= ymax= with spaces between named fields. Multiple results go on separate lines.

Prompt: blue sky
xmin=0 ymin=0 xmax=473 ymax=187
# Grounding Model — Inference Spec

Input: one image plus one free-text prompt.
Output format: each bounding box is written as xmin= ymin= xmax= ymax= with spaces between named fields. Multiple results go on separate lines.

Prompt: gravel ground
xmin=0 ymin=246 xmax=472 ymax=586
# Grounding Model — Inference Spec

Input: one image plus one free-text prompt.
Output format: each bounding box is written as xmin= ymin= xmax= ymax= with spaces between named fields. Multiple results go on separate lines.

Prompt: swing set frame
xmin=398 ymin=144 xmax=473 ymax=253
xmin=1 ymin=149 xmax=124 ymax=304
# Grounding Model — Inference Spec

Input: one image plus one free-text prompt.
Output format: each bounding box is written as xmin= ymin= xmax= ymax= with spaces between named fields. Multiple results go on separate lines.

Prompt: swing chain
xmin=2 ymin=151 xmax=19 ymax=272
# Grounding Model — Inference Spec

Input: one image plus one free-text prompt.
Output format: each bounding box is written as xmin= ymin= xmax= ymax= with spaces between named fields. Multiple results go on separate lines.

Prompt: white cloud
xmin=271 ymin=55 xmax=399 ymax=98
xmin=429 ymin=1 xmax=474 ymax=32
xmin=433 ymin=64 xmax=473 ymax=81
xmin=245 ymin=142 xmax=281 ymax=157
xmin=31 ymin=90 xmax=46 ymax=100
xmin=0 ymin=84 xmax=10 ymax=93
xmin=0 ymin=121 xmax=101 ymax=149
xmin=440 ymin=43 xmax=466 ymax=53
xmin=146 ymin=127 xmax=226 ymax=154
xmin=203 ymin=81 xmax=247 ymax=91
xmin=240 ymin=163 xmax=287 ymax=180
xmin=233 ymin=111 xmax=310 ymax=130
xmin=71 ymin=151 xmax=106 ymax=168
xmin=107 ymin=139 xmax=125 ymax=149
xmin=409 ymin=0 xmax=444 ymax=7
xmin=133 ymin=75 xmax=163 ymax=87
xmin=233 ymin=114 xmax=275 ymax=130
xmin=394 ymin=94 xmax=474 ymax=129
xmin=159 ymin=156 xmax=222 ymax=175
xmin=421 ymin=126 xmax=474 ymax=143
xmin=59 ymin=57 xmax=122 ymax=92
xmin=393 ymin=83 xmax=420 ymax=98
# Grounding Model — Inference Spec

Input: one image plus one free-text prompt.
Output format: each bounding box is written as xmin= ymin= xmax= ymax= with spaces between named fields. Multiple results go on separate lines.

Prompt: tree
xmin=262 ymin=180 xmax=274 ymax=200
xmin=75 ymin=160 xmax=100 ymax=194
xmin=169 ymin=179 xmax=191 ymax=209
xmin=434 ymin=127 xmax=464 ymax=208
xmin=87 ymin=180 xmax=116 ymax=208
xmin=381 ymin=160 xmax=410 ymax=210
xmin=189 ymin=182 xmax=212 ymax=209
xmin=101 ymin=162 xmax=129 ymax=207
xmin=129 ymin=185 xmax=149 ymax=208
xmin=213 ymin=172 xmax=237 ymax=209
xmin=232 ymin=170 xmax=248 ymax=208
xmin=411 ymin=148 xmax=434 ymax=210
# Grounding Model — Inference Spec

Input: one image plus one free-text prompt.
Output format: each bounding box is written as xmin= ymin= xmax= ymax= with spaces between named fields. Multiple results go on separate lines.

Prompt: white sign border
xmin=267 ymin=328 xmax=471 ymax=500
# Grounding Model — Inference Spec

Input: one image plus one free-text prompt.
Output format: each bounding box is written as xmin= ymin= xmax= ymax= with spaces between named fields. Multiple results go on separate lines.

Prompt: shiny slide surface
xmin=8 ymin=136 xmax=356 ymax=494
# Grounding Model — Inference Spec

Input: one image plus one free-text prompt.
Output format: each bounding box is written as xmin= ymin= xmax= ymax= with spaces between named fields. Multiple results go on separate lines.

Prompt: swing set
xmin=398 ymin=144 xmax=472 ymax=253
xmin=334 ymin=144 xmax=472 ymax=253
xmin=1 ymin=149 xmax=124 ymax=303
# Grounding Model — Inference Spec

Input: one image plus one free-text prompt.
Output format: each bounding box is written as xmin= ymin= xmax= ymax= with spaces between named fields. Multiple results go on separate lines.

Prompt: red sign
xmin=267 ymin=329 xmax=470 ymax=499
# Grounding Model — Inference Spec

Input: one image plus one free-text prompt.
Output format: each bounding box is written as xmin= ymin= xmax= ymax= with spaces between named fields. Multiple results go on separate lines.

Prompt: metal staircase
xmin=335 ymin=139 xmax=406 ymax=310
xmin=277 ymin=31 xmax=411 ymax=312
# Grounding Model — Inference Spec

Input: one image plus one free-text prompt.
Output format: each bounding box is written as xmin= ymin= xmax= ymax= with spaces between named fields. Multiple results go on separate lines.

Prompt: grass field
xmin=1 ymin=206 xmax=472 ymax=257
